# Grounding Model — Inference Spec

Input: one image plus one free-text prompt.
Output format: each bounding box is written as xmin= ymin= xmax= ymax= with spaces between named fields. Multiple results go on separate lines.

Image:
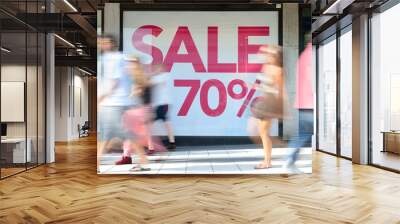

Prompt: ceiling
xmin=96 ymin=0 xmax=309 ymax=4
xmin=0 ymin=0 xmax=97 ymax=73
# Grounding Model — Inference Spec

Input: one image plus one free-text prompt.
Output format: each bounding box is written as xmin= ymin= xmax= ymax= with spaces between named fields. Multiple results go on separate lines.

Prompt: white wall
xmin=72 ymin=73 xmax=89 ymax=138
xmin=55 ymin=67 xmax=89 ymax=141
xmin=55 ymin=66 xmax=68 ymax=141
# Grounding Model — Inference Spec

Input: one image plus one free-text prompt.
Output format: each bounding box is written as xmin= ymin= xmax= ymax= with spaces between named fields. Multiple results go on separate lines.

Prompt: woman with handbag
xmin=115 ymin=56 xmax=164 ymax=171
xmin=250 ymin=45 xmax=285 ymax=169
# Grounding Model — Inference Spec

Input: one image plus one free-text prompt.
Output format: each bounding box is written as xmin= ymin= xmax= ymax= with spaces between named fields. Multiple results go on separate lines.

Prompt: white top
xmin=98 ymin=51 xmax=136 ymax=106
xmin=151 ymin=73 xmax=171 ymax=106
xmin=256 ymin=74 xmax=279 ymax=95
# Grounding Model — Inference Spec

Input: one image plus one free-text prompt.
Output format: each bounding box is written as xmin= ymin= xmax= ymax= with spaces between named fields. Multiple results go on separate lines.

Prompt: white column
xmin=46 ymin=33 xmax=55 ymax=163
xmin=283 ymin=4 xmax=299 ymax=138
xmin=312 ymin=45 xmax=317 ymax=150
xmin=352 ymin=14 xmax=369 ymax=164
xmin=104 ymin=3 xmax=120 ymax=48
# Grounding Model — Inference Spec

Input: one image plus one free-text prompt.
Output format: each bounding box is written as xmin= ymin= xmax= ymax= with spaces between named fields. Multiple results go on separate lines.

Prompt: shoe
xmin=282 ymin=163 xmax=302 ymax=174
xmin=130 ymin=165 xmax=151 ymax=172
xmin=167 ymin=142 xmax=176 ymax=150
xmin=115 ymin=156 xmax=132 ymax=165
xmin=146 ymin=150 xmax=156 ymax=156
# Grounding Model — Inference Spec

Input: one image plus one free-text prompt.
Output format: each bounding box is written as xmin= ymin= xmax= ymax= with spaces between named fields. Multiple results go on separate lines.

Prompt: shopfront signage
xmin=123 ymin=11 xmax=279 ymax=136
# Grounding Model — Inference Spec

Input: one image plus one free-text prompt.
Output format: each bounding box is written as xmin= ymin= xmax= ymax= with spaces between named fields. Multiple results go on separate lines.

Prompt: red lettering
xmin=200 ymin=79 xmax=227 ymax=117
xmin=132 ymin=25 xmax=271 ymax=73
xmin=238 ymin=26 xmax=269 ymax=73
xmin=208 ymin=27 xmax=236 ymax=73
xmin=132 ymin=25 xmax=164 ymax=65
xmin=164 ymin=26 xmax=206 ymax=73
xmin=174 ymin=80 xmax=201 ymax=116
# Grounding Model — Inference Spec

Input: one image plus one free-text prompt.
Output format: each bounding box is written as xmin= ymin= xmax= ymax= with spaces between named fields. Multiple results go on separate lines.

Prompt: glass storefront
xmin=370 ymin=3 xmax=400 ymax=171
xmin=0 ymin=1 xmax=47 ymax=179
xmin=315 ymin=0 xmax=400 ymax=172
xmin=316 ymin=25 xmax=353 ymax=159
xmin=98 ymin=4 xmax=313 ymax=175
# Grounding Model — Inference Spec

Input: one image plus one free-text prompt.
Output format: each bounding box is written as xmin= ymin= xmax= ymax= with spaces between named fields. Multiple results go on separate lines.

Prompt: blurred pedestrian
xmin=116 ymin=56 xmax=164 ymax=171
xmin=250 ymin=45 xmax=285 ymax=169
xmin=97 ymin=34 xmax=133 ymax=169
xmin=149 ymin=64 xmax=176 ymax=151
xmin=283 ymin=42 xmax=313 ymax=174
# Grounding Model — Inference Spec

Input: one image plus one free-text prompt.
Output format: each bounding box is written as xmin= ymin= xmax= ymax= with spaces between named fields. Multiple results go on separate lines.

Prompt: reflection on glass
xmin=371 ymin=4 xmax=400 ymax=171
xmin=318 ymin=37 xmax=337 ymax=154
xmin=27 ymin=31 xmax=38 ymax=169
xmin=340 ymin=29 xmax=352 ymax=158
xmin=38 ymin=33 xmax=46 ymax=165
xmin=1 ymin=31 xmax=28 ymax=177
xmin=0 ymin=0 xmax=47 ymax=178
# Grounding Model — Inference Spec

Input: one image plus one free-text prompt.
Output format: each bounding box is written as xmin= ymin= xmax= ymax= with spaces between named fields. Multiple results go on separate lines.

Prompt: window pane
xmin=340 ymin=29 xmax=352 ymax=158
xmin=371 ymin=4 xmax=400 ymax=171
xmin=318 ymin=37 xmax=337 ymax=154
xmin=27 ymin=30 xmax=38 ymax=169
xmin=1 ymin=30 xmax=28 ymax=177
xmin=38 ymin=32 xmax=45 ymax=165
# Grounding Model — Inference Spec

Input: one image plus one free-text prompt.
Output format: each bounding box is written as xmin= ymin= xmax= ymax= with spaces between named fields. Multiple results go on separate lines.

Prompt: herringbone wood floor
xmin=1 ymin=136 xmax=400 ymax=224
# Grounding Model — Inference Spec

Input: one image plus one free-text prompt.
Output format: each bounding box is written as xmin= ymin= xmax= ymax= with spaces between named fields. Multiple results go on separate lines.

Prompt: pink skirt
xmin=122 ymin=106 xmax=165 ymax=151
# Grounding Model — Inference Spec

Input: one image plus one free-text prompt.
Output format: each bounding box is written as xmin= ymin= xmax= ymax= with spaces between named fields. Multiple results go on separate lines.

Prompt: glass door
xmin=0 ymin=0 xmax=47 ymax=179
xmin=370 ymin=3 xmax=400 ymax=171
xmin=339 ymin=26 xmax=352 ymax=159
xmin=1 ymin=29 xmax=28 ymax=178
xmin=317 ymin=35 xmax=337 ymax=154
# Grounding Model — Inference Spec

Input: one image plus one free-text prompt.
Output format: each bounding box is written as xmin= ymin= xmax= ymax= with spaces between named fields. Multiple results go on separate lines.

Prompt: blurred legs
xmin=165 ymin=121 xmax=175 ymax=144
xmin=256 ymin=119 xmax=272 ymax=169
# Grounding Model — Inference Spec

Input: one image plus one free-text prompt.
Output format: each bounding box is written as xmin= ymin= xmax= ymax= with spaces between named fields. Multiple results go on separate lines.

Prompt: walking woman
xmin=115 ymin=56 xmax=152 ymax=171
xmin=250 ymin=45 xmax=285 ymax=169
xmin=116 ymin=56 xmax=165 ymax=171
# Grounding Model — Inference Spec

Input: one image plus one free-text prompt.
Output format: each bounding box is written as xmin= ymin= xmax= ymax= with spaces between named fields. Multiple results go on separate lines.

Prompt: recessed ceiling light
xmin=78 ymin=67 xmax=92 ymax=76
xmin=54 ymin=34 xmax=75 ymax=48
xmin=63 ymin=0 xmax=78 ymax=12
xmin=1 ymin=47 xmax=11 ymax=53
xmin=322 ymin=0 xmax=353 ymax=15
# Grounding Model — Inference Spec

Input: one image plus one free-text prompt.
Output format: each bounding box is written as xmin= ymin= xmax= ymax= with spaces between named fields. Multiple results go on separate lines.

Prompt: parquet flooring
xmin=0 ymin=167 xmax=26 ymax=178
xmin=1 ymin=135 xmax=400 ymax=224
